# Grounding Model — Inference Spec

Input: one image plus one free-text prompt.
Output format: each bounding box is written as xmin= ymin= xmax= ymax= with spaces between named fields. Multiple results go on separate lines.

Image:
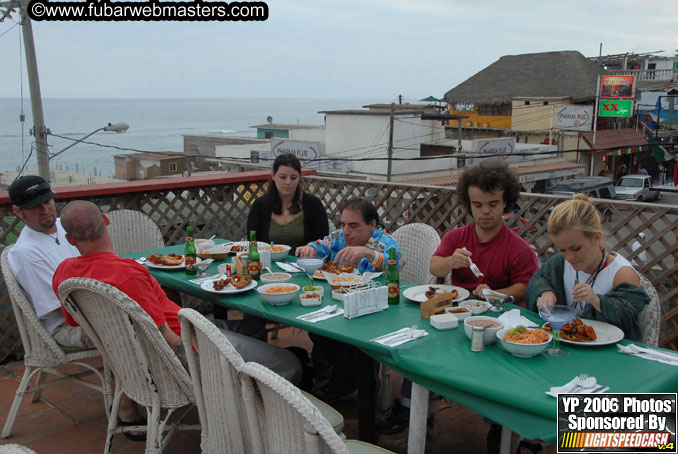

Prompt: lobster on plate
xmin=231 ymin=274 xmax=253 ymax=289
xmin=545 ymin=318 xmax=597 ymax=342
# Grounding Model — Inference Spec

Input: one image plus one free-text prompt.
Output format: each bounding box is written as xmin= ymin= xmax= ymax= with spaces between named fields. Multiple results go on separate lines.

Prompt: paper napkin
xmin=370 ymin=327 xmax=428 ymax=347
xmin=296 ymin=306 xmax=344 ymax=323
xmin=546 ymin=376 xmax=609 ymax=398
xmin=498 ymin=308 xmax=538 ymax=329
xmin=617 ymin=344 xmax=678 ymax=366
xmin=275 ymin=262 xmax=305 ymax=273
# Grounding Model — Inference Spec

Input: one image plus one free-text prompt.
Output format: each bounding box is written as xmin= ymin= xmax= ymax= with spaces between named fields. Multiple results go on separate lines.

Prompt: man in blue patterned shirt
xmin=296 ymin=199 xmax=403 ymax=272
xmin=296 ymin=198 xmax=404 ymax=403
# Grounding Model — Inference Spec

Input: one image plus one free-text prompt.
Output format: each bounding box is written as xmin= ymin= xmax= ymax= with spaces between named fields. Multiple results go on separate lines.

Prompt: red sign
xmin=600 ymin=75 xmax=635 ymax=98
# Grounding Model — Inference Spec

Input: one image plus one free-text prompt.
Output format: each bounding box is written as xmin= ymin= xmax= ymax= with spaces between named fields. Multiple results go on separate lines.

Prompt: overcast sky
xmin=1 ymin=0 xmax=676 ymax=100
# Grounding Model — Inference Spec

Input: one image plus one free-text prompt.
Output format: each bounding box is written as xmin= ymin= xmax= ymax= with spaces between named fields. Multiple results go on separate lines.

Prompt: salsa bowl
xmin=463 ymin=316 xmax=504 ymax=345
xmin=260 ymin=272 xmax=292 ymax=284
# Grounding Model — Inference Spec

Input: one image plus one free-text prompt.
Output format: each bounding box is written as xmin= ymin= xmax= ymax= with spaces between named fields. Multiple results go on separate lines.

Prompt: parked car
xmin=546 ymin=177 xmax=616 ymax=222
xmin=615 ymin=174 xmax=662 ymax=202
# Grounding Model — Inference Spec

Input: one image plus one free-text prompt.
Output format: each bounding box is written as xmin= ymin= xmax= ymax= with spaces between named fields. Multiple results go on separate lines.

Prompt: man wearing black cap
xmin=7 ymin=175 xmax=91 ymax=348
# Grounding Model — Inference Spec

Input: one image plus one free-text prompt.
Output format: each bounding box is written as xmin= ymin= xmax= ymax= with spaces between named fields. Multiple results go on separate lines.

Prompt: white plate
xmin=403 ymin=285 xmax=470 ymax=303
xmin=145 ymin=256 xmax=202 ymax=270
xmin=200 ymin=278 xmax=257 ymax=294
xmin=550 ymin=319 xmax=624 ymax=346
xmin=313 ymin=269 xmax=360 ymax=280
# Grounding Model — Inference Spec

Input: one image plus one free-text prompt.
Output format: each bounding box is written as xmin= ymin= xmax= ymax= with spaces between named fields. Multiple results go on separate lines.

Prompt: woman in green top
xmin=247 ymin=153 xmax=329 ymax=254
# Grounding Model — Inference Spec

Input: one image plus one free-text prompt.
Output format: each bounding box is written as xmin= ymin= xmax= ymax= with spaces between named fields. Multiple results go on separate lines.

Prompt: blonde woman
xmin=526 ymin=194 xmax=649 ymax=341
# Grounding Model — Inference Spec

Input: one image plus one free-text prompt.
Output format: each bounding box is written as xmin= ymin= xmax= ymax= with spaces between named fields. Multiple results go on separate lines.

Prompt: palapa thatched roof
xmin=444 ymin=51 xmax=606 ymax=106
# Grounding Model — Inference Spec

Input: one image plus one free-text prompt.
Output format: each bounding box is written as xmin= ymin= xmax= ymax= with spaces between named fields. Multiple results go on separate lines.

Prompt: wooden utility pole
xmin=2 ymin=0 xmax=50 ymax=182
xmin=386 ymin=103 xmax=395 ymax=181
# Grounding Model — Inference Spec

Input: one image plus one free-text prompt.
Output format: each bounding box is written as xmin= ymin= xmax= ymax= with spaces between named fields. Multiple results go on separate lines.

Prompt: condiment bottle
xmin=386 ymin=248 xmax=399 ymax=305
xmin=471 ymin=325 xmax=487 ymax=352
xmin=184 ymin=226 xmax=197 ymax=276
xmin=247 ymin=230 xmax=261 ymax=280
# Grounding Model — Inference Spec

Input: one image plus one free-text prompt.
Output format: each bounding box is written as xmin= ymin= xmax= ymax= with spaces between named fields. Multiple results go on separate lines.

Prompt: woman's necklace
xmin=574 ymin=248 xmax=608 ymax=312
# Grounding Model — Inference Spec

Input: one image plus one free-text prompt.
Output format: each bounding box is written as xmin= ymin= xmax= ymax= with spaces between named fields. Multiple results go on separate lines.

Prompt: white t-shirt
xmin=563 ymin=252 xmax=638 ymax=310
xmin=7 ymin=219 xmax=80 ymax=334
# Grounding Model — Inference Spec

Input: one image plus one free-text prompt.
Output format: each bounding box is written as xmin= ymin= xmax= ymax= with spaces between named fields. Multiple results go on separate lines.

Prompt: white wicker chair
xmin=0 ymin=444 xmax=38 ymax=454
xmin=379 ymin=224 xmax=441 ymax=411
xmin=639 ymin=273 xmax=661 ymax=346
xmin=1 ymin=246 xmax=112 ymax=439
xmin=106 ymin=209 xmax=165 ymax=255
xmin=58 ymin=277 xmax=198 ymax=454
xmin=178 ymin=308 xmax=344 ymax=454
xmin=239 ymin=362 xmax=394 ymax=454
xmin=392 ymin=223 xmax=440 ymax=286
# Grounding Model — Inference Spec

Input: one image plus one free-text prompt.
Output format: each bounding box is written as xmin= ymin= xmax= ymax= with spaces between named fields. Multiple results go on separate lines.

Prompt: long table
xmin=127 ymin=245 xmax=678 ymax=453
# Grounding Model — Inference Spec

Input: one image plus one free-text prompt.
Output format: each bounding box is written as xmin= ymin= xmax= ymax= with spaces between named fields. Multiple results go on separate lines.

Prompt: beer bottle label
xmin=250 ymin=241 xmax=256 ymax=246
xmin=388 ymin=259 xmax=396 ymax=266
xmin=388 ymin=282 xmax=399 ymax=298
xmin=248 ymin=262 xmax=260 ymax=275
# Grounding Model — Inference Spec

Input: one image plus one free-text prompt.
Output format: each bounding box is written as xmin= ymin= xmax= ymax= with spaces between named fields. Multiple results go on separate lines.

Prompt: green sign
xmin=598 ymin=99 xmax=633 ymax=117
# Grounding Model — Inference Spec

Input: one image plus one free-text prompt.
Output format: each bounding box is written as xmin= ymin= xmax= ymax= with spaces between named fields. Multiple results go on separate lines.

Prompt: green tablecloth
xmin=126 ymin=244 xmax=678 ymax=444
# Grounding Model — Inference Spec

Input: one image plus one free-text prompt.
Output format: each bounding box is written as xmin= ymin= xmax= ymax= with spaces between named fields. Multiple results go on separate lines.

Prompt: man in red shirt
xmin=379 ymin=160 xmax=539 ymax=441
xmin=430 ymin=159 xmax=538 ymax=300
xmin=432 ymin=159 xmax=538 ymax=451
xmin=52 ymin=200 xmax=301 ymax=437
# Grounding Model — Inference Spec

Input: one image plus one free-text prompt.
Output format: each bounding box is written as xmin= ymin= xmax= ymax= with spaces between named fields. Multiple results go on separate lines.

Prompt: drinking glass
xmin=193 ymin=260 xmax=211 ymax=277
xmin=538 ymin=305 xmax=577 ymax=356
xmin=296 ymin=258 xmax=324 ymax=289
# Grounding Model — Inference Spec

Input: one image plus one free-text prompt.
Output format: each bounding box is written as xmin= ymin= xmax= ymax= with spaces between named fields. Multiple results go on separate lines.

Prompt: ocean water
xmin=0 ymin=98 xmax=380 ymax=178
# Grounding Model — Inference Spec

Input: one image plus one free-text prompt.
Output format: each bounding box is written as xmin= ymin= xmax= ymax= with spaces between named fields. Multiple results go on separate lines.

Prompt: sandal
xmin=516 ymin=440 xmax=543 ymax=454
xmin=118 ymin=417 xmax=146 ymax=442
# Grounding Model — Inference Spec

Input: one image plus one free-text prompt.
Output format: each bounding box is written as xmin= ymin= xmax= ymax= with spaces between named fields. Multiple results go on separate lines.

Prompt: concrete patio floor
xmin=0 ymin=326 xmax=489 ymax=453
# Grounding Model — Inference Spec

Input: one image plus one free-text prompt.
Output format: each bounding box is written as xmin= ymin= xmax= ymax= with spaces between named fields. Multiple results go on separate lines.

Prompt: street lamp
xmin=49 ymin=122 xmax=129 ymax=160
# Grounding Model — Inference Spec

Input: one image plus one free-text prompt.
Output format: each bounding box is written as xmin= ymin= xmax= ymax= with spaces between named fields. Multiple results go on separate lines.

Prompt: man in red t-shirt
xmin=52 ymin=200 xmax=302 ymax=435
xmin=430 ymin=159 xmax=538 ymax=300
xmin=433 ymin=159 xmax=538 ymax=451
xmin=379 ymin=160 xmax=539 ymax=438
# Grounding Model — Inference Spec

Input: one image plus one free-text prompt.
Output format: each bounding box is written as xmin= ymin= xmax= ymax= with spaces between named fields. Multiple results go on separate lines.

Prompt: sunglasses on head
xmin=23 ymin=182 xmax=52 ymax=196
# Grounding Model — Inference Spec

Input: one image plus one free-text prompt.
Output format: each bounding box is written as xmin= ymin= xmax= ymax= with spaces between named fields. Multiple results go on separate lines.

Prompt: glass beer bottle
xmin=184 ymin=226 xmax=197 ymax=275
xmin=386 ymin=248 xmax=399 ymax=305
xmin=247 ymin=230 xmax=261 ymax=280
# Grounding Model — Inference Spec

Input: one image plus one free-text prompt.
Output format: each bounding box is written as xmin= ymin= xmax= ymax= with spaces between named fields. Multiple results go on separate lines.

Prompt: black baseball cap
xmin=8 ymin=176 xmax=58 ymax=210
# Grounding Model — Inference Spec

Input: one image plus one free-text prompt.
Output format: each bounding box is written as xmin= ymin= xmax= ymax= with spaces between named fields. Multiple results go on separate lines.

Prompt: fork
xmin=302 ymin=305 xmax=338 ymax=321
xmin=383 ymin=325 xmax=418 ymax=345
xmin=463 ymin=247 xmax=484 ymax=278
xmin=572 ymin=374 xmax=596 ymax=391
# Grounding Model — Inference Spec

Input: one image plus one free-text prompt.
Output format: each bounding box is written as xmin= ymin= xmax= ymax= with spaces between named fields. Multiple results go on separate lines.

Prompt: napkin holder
xmin=420 ymin=292 xmax=456 ymax=319
xmin=343 ymin=282 xmax=388 ymax=319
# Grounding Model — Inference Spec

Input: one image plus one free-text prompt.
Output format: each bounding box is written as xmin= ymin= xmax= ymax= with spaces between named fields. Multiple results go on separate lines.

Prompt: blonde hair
xmin=547 ymin=193 xmax=601 ymax=238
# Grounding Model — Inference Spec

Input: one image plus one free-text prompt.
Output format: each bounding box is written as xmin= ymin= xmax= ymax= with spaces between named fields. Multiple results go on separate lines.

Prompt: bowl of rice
xmin=496 ymin=327 xmax=552 ymax=358
xmin=257 ymin=283 xmax=300 ymax=305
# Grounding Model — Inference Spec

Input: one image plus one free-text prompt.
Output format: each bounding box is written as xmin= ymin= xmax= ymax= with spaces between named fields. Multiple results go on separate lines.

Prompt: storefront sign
xmin=598 ymin=100 xmax=634 ymax=118
xmin=471 ymin=137 xmax=516 ymax=155
xmin=556 ymin=105 xmax=593 ymax=131
xmin=271 ymin=139 xmax=320 ymax=163
xmin=600 ymin=75 xmax=635 ymax=98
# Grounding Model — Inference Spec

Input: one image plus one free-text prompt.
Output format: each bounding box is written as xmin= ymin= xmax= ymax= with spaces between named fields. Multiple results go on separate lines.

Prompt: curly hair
xmin=457 ymin=159 xmax=521 ymax=214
